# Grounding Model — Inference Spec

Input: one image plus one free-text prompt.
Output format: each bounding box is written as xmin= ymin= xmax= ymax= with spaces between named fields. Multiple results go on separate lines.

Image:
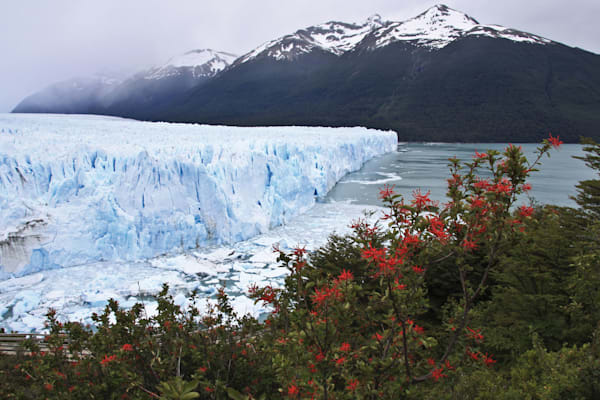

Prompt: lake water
xmin=326 ymin=143 xmax=594 ymax=207
xmin=1 ymin=142 xmax=594 ymax=332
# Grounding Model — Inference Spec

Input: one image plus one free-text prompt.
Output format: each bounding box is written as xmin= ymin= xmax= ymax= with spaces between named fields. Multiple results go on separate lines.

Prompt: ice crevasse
xmin=0 ymin=114 xmax=397 ymax=279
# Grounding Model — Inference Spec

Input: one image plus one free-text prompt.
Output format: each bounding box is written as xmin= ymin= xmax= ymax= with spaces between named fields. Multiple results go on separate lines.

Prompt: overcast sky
xmin=1 ymin=0 xmax=599 ymax=112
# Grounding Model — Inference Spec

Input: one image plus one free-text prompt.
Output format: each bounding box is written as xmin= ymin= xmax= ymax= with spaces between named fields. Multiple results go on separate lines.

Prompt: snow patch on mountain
xmin=373 ymin=4 xmax=480 ymax=49
xmin=238 ymin=4 xmax=553 ymax=63
xmin=145 ymin=49 xmax=238 ymax=80
xmin=237 ymin=15 xmax=384 ymax=63
xmin=466 ymin=25 xmax=551 ymax=45
xmin=0 ymin=114 xmax=397 ymax=279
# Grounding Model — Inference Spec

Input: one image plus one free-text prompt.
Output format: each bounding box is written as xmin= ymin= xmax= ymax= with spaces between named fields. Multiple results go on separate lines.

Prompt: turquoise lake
xmin=326 ymin=143 xmax=595 ymax=208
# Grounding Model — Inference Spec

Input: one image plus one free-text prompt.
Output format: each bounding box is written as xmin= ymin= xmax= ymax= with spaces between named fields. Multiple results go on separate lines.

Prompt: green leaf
xmin=226 ymin=387 xmax=247 ymax=400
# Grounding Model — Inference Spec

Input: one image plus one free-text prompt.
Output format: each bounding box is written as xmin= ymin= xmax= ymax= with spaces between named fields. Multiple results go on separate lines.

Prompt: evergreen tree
xmin=572 ymin=138 xmax=600 ymax=219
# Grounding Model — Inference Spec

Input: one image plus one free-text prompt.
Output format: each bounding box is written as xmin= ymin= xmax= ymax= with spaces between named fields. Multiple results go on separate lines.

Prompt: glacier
xmin=0 ymin=114 xmax=397 ymax=280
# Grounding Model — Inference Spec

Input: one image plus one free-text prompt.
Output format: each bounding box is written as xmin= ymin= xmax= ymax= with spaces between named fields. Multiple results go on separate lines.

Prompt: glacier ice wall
xmin=0 ymin=114 xmax=397 ymax=279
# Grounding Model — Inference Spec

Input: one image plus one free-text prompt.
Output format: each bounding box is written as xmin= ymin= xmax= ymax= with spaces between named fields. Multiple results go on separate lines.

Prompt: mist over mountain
xmin=13 ymin=5 xmax=600 ymax=142
xmin=13 ymin=49 xmax=238 ymax=120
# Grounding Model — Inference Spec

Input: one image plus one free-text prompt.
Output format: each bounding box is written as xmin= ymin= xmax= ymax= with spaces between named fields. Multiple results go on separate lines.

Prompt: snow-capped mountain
xmin=144 ymin=49 xmax=238 ymax=80
xmin=13 ymin=4 xmax=600 ymax=142
xmin=236 ymin=5 xmax=553 ymax=64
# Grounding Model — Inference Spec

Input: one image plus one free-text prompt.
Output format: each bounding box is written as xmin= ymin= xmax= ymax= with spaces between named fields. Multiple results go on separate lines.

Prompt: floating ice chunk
xmin=173 ymin=293 xmax=188 ymax=308
xmin=150 ymin=254 xmax=226 ymax=276
xmin=202 ymin=247 xmax=237 ymax=262
xmin=12 ymin=290 xmax=41 ymax=315
xmin=248 ymin=247 xmax=279 ymax=264
xmin=260 ymin=267 xmax=289 ymax=279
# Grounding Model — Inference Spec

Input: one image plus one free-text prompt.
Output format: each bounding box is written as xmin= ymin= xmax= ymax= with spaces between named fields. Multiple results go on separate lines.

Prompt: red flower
xmin=428 ymin=215 xmax=448 ymax=241
xmin=518 ymin=205 xmax=534 ymax=218
xmin=412 ymin=189 xmax=432 ymax=208
xmin=293 ymin=247 xmax=307 ymax=257
xmin=394 ymin=279 xmax=407 ymax=291
xmin=346 ymin=379 xmax=359 ymax=391
xmin=315 ymin=351 xmax=325 ymax=362
xmin=340 ymin=342 xmax=351 ymax=352
xmin=377 ymin=254 xmax=402 ymax=276
xmin=403 ymin=232 xmax=421 ymax=246
xmin=121 ymin=343 xmax=133 ymax=352
xmin=361 ymin=243 xmax=386 ymax=262
xmin=473 ymin=179 xmax=490 ymax=190
xmin=287 ymin=384 xmax=299 ymax=397
xmin=466 ymin=349 xmax=479 ymax=361
xmin=100 ymin=354 xmax=117 ymax=365
xmin=470 ymin=196 xmax=486 ymax=209
xmin=294 ymin=261 xmax=306 ymax=271
xmin=427 ymin=358 xmax=435 ymax=366
xmin=548 ymin=134 xmax=563 ymax=148
xmin=335 ymin=356 xmax=346 ymax=365
xmin=312 ymin=286 xmax=341 ymax=307
xmin=412 ymin=265 xmax=425 ymax=274
xmin=522 ymin=183 xmax=532 ymax=191
xmin=483 ymin=353 xmax=497 ymax=366
xmin=44 ymin=383 xmax=53 ymax=391
xmin=491 ymin=179 xmax=512 ymax=194
xmin=205 ymin=386 xmax=215 ymax=393
xmin=431 ymin=367 xmax=447 ymax=381
xmin=467 ymin=327 xmax=484 ymax=342
xmin=259 ymin=286 xmax=277 ymax=304
xmin=198 ymin=366 xmax=207 ymax=373
xmin=337 ymin=269 xmax=354 ymax=282
xmin=374 ymin=332 xmax=384 ymax=342
xmin=379 ymin=184 xmax=395 ymax=199
xmin=462 ymin=239 xmax=477 ymax=251
xmin=474 ymin=151 xmax=488 ymax=159
xmin=413 ymin=325 xmax=425 ymax=335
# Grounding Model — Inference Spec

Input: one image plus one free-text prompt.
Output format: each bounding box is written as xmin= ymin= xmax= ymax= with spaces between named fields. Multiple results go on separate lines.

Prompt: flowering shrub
xmin=244 ymin=138 xmax=563 ymax=398
xmin=5 ymin=286 xmax=273 ymax=399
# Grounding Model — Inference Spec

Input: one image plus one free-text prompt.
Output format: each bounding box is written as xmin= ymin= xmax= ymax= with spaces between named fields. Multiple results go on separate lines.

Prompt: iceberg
xmin=0 ymin=114 xmax=397 ymax=279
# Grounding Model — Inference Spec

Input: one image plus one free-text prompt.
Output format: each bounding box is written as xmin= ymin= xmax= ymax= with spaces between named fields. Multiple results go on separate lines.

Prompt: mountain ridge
xmin=12 ymin=4 xmax=600 ymax=142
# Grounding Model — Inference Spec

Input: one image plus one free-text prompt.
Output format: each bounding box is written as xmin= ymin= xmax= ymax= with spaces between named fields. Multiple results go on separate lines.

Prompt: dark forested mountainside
xmin=160 ymin=38 xmax=600 ymax=143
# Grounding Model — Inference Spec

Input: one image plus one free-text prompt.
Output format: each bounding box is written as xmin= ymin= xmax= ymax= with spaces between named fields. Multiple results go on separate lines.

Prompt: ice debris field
xmin=0 ymin=114 xmax=396 ymax=331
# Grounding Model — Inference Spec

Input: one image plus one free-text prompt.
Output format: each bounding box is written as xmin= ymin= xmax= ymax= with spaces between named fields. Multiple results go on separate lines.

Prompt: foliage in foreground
xmin=1 ymin=136 xmax=600 ymax=399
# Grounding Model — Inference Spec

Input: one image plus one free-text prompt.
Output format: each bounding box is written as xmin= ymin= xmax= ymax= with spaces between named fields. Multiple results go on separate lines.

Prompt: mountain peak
xmin=164 ymin=49 xmax=237 ymax=69
xmin=146 ymin=49 xmax=238 ymax=80
xmin=366 ymin=14 xmax=384 ymax=27
xmin=413 ymin=4 xmax=480 ymax=27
